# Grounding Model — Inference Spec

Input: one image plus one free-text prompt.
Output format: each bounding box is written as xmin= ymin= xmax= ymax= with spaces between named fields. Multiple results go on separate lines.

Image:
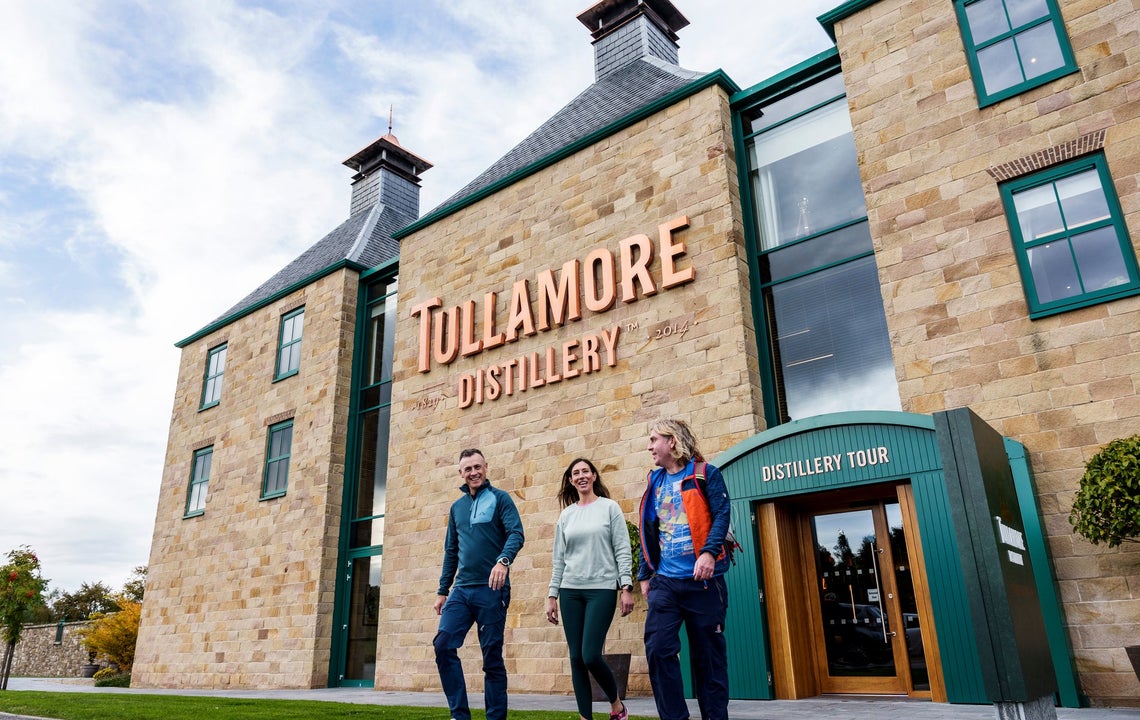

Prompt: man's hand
xmin=433 ymin=594 xmax=446 ymax=616
xmin=693 ymin=551 xmax=716 ymax=581
xmin=640 ymin=579 xmax=650 ymax=598
xmin=489 ymin=563 xmax=508 ymax=590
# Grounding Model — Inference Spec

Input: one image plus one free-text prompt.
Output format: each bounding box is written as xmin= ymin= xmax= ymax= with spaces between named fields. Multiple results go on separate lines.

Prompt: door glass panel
xmin=812 ymin=509 xmax=896 ymax=677
xmin=886 ymin=503 xmax=929 ymax=691
xmin=343 ymin=555 xmax=382 ymax=683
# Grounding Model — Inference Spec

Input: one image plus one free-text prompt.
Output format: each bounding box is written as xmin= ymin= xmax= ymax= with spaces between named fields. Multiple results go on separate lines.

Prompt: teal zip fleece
xmin=437 ymin=481 xmax=525 ymax=594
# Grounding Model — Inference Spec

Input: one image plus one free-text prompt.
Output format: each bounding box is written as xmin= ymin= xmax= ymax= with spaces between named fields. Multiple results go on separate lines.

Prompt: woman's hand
xmin=619 ymin=588 xmax=634 ymax=617
xmin=546 ymin=596 xmax=559 ymax=625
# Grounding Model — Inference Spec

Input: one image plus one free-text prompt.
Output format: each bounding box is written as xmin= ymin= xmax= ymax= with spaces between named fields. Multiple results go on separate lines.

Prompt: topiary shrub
xmin=1069 ymin=434 xmax=1140 ymax=548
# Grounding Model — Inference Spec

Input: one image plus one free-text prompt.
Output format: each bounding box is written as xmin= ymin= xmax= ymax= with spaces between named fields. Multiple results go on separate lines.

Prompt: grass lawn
xmin=0 ymin=691 xmax=651 ymax=719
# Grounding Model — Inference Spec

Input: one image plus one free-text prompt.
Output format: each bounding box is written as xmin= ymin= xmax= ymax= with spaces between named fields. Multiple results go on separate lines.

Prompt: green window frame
xmin=200 ymin=343 xmax=226 ymax=409
xmin=999 ymin=153 xmax=1140 ymax=318
xmin=262 ymin=420 xmax=294 ymax=499
xmin=185 ymin=446 xmax=212 ymax=517
xmin=275 ymin=307 xmax=305 ymax=380
xmin=955 ymin=0 xmax=1076 ymax=107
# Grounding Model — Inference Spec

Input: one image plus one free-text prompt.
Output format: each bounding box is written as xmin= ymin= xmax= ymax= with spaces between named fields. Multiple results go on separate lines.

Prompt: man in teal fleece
xmin=433 ymin=448 xmax=525 ymax=720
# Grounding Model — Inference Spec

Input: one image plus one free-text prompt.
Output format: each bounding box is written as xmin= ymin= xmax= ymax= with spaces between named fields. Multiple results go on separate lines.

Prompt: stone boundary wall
xmin=9 ymin=621 xmax=91 ymax=678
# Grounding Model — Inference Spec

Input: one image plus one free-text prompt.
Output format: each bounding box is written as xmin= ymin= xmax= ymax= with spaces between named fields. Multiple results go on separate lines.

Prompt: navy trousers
xmin=644 ymin=575 xmax=729 ymax=720
xmin=433 ymin=585 xmax=510 ymax=720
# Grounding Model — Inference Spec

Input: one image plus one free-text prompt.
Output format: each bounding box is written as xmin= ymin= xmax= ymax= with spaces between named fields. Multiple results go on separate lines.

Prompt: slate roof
xmin=186 ymin=203 xmax=406 ymax=340
xmin=435 ymin=55 xmax=706 ymax=210
xmin=181 ymin=55 xmax=708 ymax=345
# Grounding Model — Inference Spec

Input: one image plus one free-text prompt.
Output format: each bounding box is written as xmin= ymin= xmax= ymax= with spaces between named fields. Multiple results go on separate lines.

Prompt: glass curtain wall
xmin=740 ymin=67 xmax=900 ymax=423
xmin=334 ymin=275 xmax=398 ymax=686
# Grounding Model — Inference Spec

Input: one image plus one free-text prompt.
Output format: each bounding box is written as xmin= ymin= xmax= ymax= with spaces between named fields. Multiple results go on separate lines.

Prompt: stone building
xmin=134 ymin=0 xmax=1140 ymax=707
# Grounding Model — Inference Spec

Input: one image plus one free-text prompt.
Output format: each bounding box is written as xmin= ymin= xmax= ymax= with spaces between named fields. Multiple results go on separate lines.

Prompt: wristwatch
xmin=497 ymin=557 xmax=511 ymax=567
xmin=621 ymin=584 xmax=633 ymax=592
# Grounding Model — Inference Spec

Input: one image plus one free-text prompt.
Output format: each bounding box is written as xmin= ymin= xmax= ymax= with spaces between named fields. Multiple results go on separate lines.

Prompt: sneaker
xmin=609 ymin=702 xmax=629 ymax=720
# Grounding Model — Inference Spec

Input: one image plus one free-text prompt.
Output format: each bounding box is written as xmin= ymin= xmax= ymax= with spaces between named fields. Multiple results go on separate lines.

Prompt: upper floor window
xmin=185 ymin=446 xmax=212 ymax=516
xmin=999 ymin=153 xmax=1140 ymax=318
xmin=275 ymin=308 xmax=305 ymax=380
xmin=262 ymin=420 xmax=294 ymax=499
xmin=740 ymin=66 xmax=900 ymax=423
xmin=955 ymin=0 xmax=1076 ymax=107
xmin=200 ymin=343 xmax=227 ymax=409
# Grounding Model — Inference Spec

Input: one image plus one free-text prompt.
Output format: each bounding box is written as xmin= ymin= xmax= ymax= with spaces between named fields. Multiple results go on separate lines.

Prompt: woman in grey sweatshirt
xmin=546 ymin=457 xmax=634 ymax=720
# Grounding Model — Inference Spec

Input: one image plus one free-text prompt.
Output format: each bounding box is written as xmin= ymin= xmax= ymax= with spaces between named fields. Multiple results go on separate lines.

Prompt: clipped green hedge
xmin=1070 ymin=434 xmax=1140 ymax=547
xmin=93 ymin=671 xmax=131 ymax=688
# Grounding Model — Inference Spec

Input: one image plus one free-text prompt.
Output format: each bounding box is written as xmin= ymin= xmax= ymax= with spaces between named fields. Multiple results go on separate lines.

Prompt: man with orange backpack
xmin=638 ymin=417 xmax=734 ymax=720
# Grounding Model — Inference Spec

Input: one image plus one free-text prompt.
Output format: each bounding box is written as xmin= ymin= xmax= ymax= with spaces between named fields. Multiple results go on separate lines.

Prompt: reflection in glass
xmin=344 ymin=556 xmax=382 ymax=682
xmin=749 ymin=99 xmax=867 ymax=250
xmin=352 ymin=405 xmax=391 ymax=547
xmin=1013 ymin=170 xmax=1131 ymax=305
xmin=812 ymin=509 xmax=895 ymax=677
xmin=767 ymin=256 xmax=900 ymax=421
xmin=965 ymin=0 xmax=1010 ymax=43
xmin=885 ymin=503 xmax=929 ymax=691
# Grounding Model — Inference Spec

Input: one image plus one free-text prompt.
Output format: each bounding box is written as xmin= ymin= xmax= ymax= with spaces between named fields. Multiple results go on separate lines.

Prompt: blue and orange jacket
xmin=637 ymin=457 xmax=732 ymax=582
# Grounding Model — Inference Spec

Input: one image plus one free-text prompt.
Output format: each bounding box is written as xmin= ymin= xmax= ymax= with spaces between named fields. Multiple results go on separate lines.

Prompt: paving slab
xmin=2 ymin=677 xmax=1138 ymax=719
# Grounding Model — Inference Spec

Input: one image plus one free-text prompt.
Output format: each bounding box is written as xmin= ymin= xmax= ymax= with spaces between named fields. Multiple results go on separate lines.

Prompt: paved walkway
xmin=1 ymin=677 xmax=1138 ymax=719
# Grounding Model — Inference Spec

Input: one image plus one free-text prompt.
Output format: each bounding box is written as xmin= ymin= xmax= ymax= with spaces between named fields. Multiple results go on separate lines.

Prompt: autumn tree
xmin=0 ymin=547 xmax=49 ymax=690
xmin=78 ymin=595 xmax=141 ymax=674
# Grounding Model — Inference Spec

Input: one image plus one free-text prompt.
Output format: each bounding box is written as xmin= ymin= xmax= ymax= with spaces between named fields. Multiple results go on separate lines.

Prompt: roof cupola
xmin=577 ymin=0 xmax=689 ymax=82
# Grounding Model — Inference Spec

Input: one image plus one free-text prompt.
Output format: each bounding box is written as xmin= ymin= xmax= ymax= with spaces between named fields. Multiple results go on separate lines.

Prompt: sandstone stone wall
xmin=133 ymin=268 xmax=359 ymax=689
xmin=834 ymin=0 xmax=1140 ymax=704
xmin=379 ymin=82 xmax=764 ymax=697
xmin=8 ymin=622 xmax=90 ymax=678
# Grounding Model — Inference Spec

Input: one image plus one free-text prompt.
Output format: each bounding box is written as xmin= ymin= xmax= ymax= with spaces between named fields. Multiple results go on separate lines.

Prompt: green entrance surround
xmin=710 ymin=410 xmax=1078 ymax=706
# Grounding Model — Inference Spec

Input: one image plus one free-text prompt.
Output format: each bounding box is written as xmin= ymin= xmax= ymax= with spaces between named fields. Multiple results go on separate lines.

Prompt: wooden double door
xmin=758 ymin=483 xmax=944 ymax=700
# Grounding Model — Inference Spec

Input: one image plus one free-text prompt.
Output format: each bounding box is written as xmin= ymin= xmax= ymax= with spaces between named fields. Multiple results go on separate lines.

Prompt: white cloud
xmin=0 ymin=0 xmax=839 ymax=592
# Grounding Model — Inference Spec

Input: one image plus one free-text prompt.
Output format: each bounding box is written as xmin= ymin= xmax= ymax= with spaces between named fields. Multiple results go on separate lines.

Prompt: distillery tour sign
xmin=410 ymin=216 xmax=694 ymax=408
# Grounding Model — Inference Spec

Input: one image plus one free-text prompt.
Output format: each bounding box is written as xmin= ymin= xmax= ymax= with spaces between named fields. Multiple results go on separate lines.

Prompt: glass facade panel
xmin=343 ymin=555 xmax=382 ymax=682
xmin=744 ymin=72 xmax=899 ymax=424
xmin=760 ymin=221 xmax=874 ymax=284
xmin=749 ymin=99 xmax=867 ymax=250
xmin=766 ymin=256 xmax=900 ymax=421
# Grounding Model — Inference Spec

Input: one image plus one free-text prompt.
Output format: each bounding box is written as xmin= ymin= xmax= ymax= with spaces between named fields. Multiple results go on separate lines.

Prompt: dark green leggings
xmin=559 ymin=588 xmax=619 ymax=719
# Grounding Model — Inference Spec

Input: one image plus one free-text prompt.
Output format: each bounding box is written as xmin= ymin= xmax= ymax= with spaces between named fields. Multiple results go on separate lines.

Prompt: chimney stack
xmin=343 ymin=133 xmax=432 ymax=220
xmin=577 ymin=0 xmax=689 ymax=82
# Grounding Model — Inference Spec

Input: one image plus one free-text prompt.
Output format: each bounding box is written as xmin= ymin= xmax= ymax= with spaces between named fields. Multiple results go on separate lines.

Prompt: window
xmin=1000 ymin=154 xmax=1140 ymax=317
xmin=185 ymin=446 xmax=212 ymax=516
xmin=955 ymin=0 xmax=1076 ymax=107
xmin=740 ymin=66 xmax=900 ymax=424
xmin=262 ymin=420 xmax=294 ymax=498
xmin=200 ymin=343 xmax=226 ymax=409
xmin=275 ymin=308 xmax=305 ymax=380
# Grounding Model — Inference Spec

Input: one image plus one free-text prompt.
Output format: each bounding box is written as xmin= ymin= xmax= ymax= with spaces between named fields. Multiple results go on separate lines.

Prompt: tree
xmin=77 ymin=596 xmax=141 ymax=674
xmin=50 ymin=581 xmax=119 ymax=622
xmin=0 ymin=547 xmax=49 ymax=690
xmin=120 ymin=566 xmax=147 ymax=604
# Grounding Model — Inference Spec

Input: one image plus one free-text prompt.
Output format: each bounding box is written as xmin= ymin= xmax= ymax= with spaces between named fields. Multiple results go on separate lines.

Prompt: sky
xmin=0 ymin=0 xmax=839 ymax=595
